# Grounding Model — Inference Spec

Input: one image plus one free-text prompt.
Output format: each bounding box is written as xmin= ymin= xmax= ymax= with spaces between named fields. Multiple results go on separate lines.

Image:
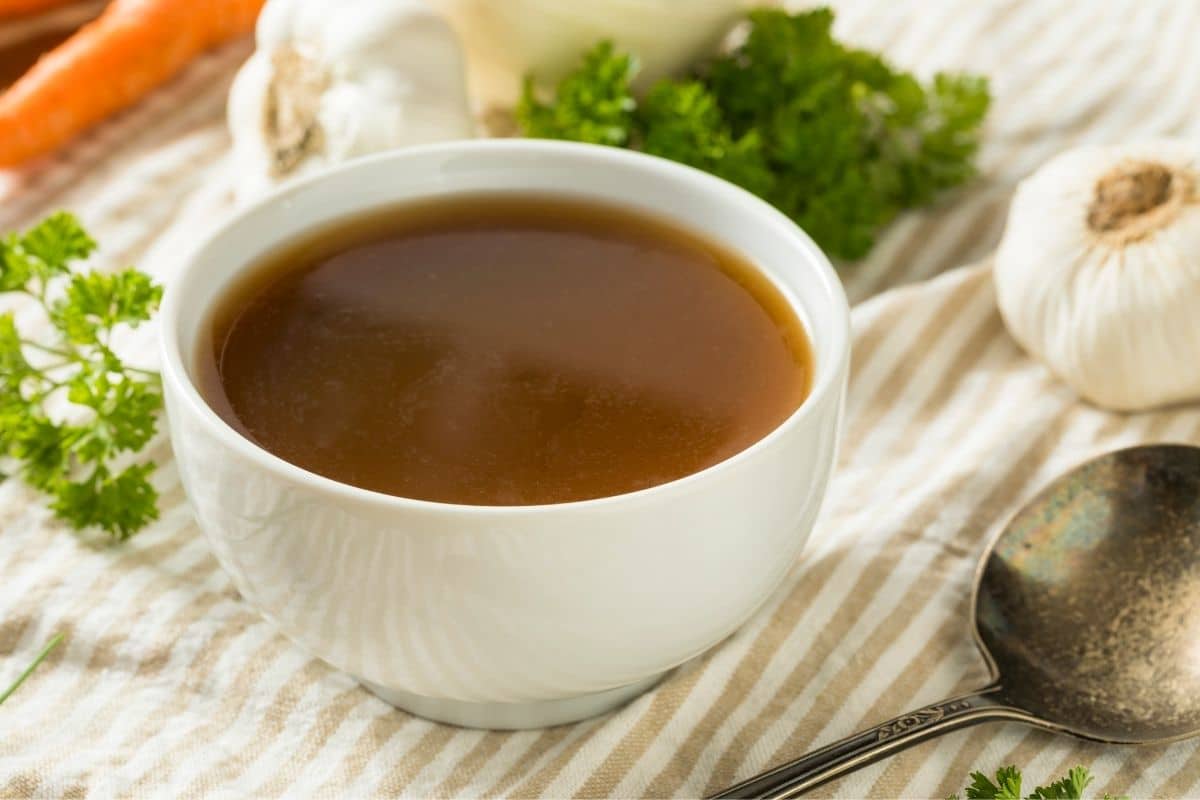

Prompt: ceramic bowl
xmin=159 ymin=140 xmax=850 ymax=729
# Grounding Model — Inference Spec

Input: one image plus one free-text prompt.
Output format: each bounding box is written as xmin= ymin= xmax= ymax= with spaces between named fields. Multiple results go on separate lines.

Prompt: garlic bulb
xmin=430 ymin=0 xmax=745 ymax=108
xmin=228 ymin=0 xmax=476 ymax=203
xmin=994 ymin=140 xmax=1200 ymax=411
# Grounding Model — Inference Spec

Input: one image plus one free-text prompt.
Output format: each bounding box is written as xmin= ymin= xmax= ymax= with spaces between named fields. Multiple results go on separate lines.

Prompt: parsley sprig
xmin=951 ymin=765 xmax=1124 ymax=800
xmin=517 ymin=7 xmax=990 ymax=260
xmin=0 ymin=212 xmax=163 ymax=540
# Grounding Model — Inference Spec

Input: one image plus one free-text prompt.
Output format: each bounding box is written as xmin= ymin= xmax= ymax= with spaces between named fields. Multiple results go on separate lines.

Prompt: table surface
xmin=2 ymin=0 xmax=1200 ymax=797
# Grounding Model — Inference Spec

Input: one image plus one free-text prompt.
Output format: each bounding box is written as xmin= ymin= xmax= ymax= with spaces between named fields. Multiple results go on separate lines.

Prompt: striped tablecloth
xmin=3 ymin=1 xmax=1200 ymax=797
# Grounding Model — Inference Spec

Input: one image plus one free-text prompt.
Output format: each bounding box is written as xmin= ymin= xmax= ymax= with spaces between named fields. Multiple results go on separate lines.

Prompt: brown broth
xmin=197 ymin=194 xmax=812 ymax=505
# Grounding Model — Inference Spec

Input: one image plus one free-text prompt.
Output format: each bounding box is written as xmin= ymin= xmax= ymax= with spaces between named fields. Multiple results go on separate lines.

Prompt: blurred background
xmin=0 ymin=0 xmax=1196 ymax=304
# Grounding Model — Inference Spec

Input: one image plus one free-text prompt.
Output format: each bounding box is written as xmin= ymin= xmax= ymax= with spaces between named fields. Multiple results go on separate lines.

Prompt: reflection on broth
xmin=197 ymin=194 xmax=813 ymax=505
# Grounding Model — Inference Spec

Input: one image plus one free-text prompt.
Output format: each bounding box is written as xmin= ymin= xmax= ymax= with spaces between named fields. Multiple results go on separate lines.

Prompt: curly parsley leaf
xmin=516 ymin=7 xmax=990 ymax=261
xmin=958 ymin=765 xmax=1024 ymax=799
xmin=638 ymin=80 xmax=776 ymax=198
xmin=21 ymin=212 xmax=96 ymax=275
xmin=517 ymin=41 xmax=637 ymax=146
xmin=949 ymin=765 xmax=1125 ymax=800
xmin=0 ymin=212 xmax=162 ymax=540
xmin=1027 ymin=767 xmax=1096 ymax=800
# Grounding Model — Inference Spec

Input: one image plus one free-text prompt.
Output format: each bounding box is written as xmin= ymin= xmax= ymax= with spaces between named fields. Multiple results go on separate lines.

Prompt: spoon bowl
xmin=976 ymin=443 xmax=1200 ymax=742
xmin=714 ymin=444 xmax=1200 ymax=798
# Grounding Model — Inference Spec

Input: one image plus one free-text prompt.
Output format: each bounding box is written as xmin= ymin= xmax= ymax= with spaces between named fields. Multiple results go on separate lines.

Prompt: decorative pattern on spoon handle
xmin=708 ymin=686 xmax=1026 ymax=799
xmin=875 ymin=698 xmax=974 ymax=741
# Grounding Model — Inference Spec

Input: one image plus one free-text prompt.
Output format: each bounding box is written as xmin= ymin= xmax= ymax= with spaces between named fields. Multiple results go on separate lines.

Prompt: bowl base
xmin=358 ymin=671 xmax=667 ymax=729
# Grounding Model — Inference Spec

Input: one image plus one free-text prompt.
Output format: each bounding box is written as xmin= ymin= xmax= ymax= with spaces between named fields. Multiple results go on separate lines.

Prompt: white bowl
xmin=159 ymin=140 xmax=850 ymax=729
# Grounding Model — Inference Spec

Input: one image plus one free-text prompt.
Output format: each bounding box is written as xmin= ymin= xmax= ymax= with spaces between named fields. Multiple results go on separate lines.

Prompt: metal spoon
xmin=712 ymin=443 xmax=1200 ymax=799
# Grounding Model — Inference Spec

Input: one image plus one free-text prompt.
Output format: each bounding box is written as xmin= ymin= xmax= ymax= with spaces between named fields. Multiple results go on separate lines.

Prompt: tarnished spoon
xmin=712 ymin=444 xmax=1200 ymax=799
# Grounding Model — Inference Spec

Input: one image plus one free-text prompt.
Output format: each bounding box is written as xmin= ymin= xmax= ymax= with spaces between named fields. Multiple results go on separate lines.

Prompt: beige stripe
xmin=0 ymin=613 xmax=69 ymax=702
xmin=856 ymin=612 xmax=977 ymax=798
xmin=0 ymin=508 xmax=86 ymax=620
xmin=931 ymin=727 xmax=1013 ymax=800
xmin=1150 ymin=745 xmax=1200 ymax=798
xmin=0 ymin=773 xmax=39 ymax=799
xmin=482 ymin=727 xmax=574 ymax=797
xmin=839 ymin=274 xmax=986 ymax=454
xmin=994 ymin=729 xmax=1060 ymax=781
xmin=1038 ymin=744 xmax=1113 ymax=797
xmin=636 ymin=548 xmax=850 ymax=798
xmin=845 ymin=299 xmax=922 ymax=393
xmin=891 ymin=190 xmax=1009 ymax=290
xmin=119 ymin=613 xmax=282 ymax=791
xmin=160 ymin=648 xmax=330 ymax=794
xmin=573 ymin=661 xmax=709 ymax=798
xmin=312 ymin=712 xmax=416 ymax=796
xmin=376 ymin=724 xmax=461 ymax=795
xmin=10 ymin=541 xmax=230 ymax=773
xmin=429 ymin=731 xmax=509 ymax=798
xmin=848 ymin=282 xmax=1006 ymax=464
xmin=96 ymin=139 xmax=231 ymax=254
xmin=0 ymin=561 xmax=85 ymax=716
xmin=0 ymin=472 xmax=189 ymax=729
xmin=250 ymin=687 xmax=369 ymax=797
xmin=1136 ymin=5 xmax=1200 ymax=137
xmin=8 ymin=529 xmax=212 ymax=747
xmin=508 ymin=721 xmax=608 ymax=799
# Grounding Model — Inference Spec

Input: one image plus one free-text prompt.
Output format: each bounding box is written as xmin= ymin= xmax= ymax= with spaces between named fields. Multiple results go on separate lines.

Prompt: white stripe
xmin=226 ymin=675 xmax=366 ymax=796
xmin=122 ymin=643 xmax=320 ymax=794
xmin=2 ymin=517 xmax=205 ymax=739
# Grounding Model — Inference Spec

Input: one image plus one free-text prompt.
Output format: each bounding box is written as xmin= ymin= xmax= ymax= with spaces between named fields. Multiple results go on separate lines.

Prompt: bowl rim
xmin=159 ymin=139 xmax=851 ymax=516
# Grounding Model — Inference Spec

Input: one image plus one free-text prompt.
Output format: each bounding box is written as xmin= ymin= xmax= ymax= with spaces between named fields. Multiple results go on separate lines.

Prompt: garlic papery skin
xmin=228 ymin=0 xmax=476 ymax=203
xmin=994 ymin=140 xmax=1200 ymax=412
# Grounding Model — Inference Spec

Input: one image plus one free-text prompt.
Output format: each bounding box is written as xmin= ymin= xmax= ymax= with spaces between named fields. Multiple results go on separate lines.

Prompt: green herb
xmin=0 ymin=212 xmax=163 ymax=540
xmin=518 ymin=41 xmax=637 ymax=147
xmin=0 ymin=632 xmax=64 ymax=706
xmin=517 ymin=7 xmax=990 ymax=260
xmin=949 ymin=765 xmax=1124 ymax=800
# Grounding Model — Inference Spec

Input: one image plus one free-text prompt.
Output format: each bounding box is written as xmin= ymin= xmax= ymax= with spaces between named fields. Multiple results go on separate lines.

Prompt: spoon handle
xmin=708 ymin=686 xmax=1018 ymax=799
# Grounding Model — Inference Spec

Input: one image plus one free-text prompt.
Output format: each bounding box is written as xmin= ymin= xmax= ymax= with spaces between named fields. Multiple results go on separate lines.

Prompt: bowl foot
xmin=358 ymin=672 xmax=667 ymax=729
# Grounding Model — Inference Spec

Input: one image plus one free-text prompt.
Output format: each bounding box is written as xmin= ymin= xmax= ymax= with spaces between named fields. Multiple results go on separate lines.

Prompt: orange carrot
xmin=0 ymin=0 xmax=82 ymax=18
xmin=0 ymin=0 xmax=266 ymax=167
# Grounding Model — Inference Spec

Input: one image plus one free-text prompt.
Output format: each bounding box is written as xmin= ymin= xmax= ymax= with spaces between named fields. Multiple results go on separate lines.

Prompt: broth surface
xmin=199 ymin=195 xmax=812 ymax=505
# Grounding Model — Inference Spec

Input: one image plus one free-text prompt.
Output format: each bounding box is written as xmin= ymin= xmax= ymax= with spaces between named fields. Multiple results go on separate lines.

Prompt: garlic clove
xmin=994 ymin=140 xmax=1200 ymax=412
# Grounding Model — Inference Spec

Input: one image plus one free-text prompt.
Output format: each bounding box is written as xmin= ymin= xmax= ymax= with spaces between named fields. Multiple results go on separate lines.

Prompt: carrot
xmin=0 ymin=0 xmax=82 ymax=18
xmin=0 ymin=0 xmax=266 ymax=167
